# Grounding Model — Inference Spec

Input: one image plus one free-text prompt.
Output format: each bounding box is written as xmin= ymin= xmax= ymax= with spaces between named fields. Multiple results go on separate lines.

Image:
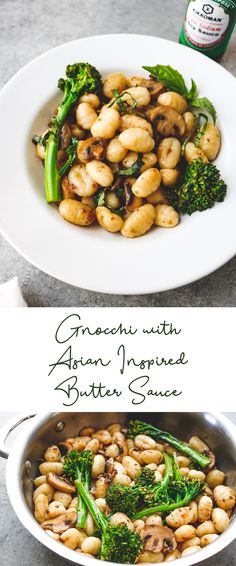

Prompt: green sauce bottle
xmin=180 ymin=0 xmax=236 ymax=59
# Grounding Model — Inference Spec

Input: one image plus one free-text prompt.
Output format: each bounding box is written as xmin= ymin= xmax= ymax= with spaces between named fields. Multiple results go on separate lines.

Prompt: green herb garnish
xmin=95 ymin=189 xmax=106 ymax=207
xmin=142 ymin=64 xmax=216 ymax=123
xmin=143 ymin=64 xmax=189 ymax=97
xmin=108 ymin=89 xmax=137 ymax=113
xmin=95 ymin=188 xmax=126 ymax=217
xmin=191 ymin=98 xmax=216 ymax=125
xmin=118 ymin=153 xmax=144 ymax=177
xmin=194 ymin=113 xmax=208 ymax=148
xmin=59 ymin=137 xmax=78 ymax=177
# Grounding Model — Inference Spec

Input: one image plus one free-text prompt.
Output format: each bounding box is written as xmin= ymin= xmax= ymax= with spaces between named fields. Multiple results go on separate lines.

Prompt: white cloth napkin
xmin=0 ymin=277 xmax=27 ymax=307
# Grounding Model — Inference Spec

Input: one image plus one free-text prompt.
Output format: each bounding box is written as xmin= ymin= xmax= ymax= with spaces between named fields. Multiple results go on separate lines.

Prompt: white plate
xmin=0 ymin=34 xmax=235 ymax=294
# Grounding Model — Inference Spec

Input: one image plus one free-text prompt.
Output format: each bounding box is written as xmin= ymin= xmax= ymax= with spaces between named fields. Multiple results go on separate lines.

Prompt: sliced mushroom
xmin=60 ymin=122 xmax=72 ymax=149
xmin=141 ymin=79 xmax=165 ymax=98
xmin=140 ymin=525 xmax=177 ymax=554
xmin=143 ymin=104 xmax=158 ymax=121
xmin=104 ymin=458 xmax=117 ymax=483
xmin=77 ymin=137 xmax=107 ymax=164
xmin=109 ymin=162 xmax=121 ymax=174
xmin=57 ymin=149 xmax=67 ymax=169
xmin=123 ymin=181 xmax=132 ymax=206
xmin=61 ymin=176 xmax=76 ymax=200
xmin=58 ymin=440 xmax=74 ymax=455
xmin=127 ymin=76 xmax=165 ymax=98
xmin=46 ymin=472 xmax=76 ymax=494
xmin=149 ymin=106 xmax=185 ymax=137
xmin=204 ymin=450 xmax=216 ymax=471
xmin=41 ymin=510 xmax=77 ymax=534
xmin=105 ymin=457 xmax=115 ymax=475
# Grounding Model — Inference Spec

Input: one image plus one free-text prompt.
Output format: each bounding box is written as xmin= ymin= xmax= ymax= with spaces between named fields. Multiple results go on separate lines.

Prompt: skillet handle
xmin=0 ymin=413 xmax=36 ymax=459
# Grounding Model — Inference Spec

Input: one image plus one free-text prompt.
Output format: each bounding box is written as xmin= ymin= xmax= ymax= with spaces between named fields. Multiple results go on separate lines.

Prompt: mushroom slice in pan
xmin=58 ymin=440 xmax=74 ymax=455
xmin=204 ymin=450 xmax=216 ymax=471
xmin=41 ymin=510 xmax=77 ymax=534
xmin=140 ymin=525 xmax=177 ymax=554
xmin=149 ymin=106 xmax=185 ymax=137
xmin=77 ymin=137 xmax=107 ymax=164
xmin=104 ymin=457 xmax=117 ymax=483
xmin=46 ymin=472 xmax=76 ymax=494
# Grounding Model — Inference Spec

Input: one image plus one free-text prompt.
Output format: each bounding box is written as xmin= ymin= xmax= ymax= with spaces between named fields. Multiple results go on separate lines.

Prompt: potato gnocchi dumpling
xmin=33 ymin=421 xmax=235 ymax=564
xmin=34 ymin=65 xmax=224 ymax=239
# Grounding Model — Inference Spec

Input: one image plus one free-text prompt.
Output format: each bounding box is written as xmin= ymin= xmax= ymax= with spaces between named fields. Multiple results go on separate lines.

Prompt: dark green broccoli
xmin=135 ymin=465 xmax=156 ymax=487
xmin=106 ymin=451 xmax=204 ymax=522
xmin=101 ymin=523 xmax=142 ymax=563
xmin=166 ymin=159 xmax=227 ymax=215
xmin=127 ymin=420 xmax=211 ymax=468
xmin=44 ymin=63 xmax=102 ymax=203
xmin=105 ymin=484 xmax=141 ymax=518
xmin=76 ymin=480 xmax=143 ymax=563
xmin=63 ymin=449 xmax=93 ymax=529
xmin=106 ymin=454 xmax=174 ymax=518
xmin=133 ymin=453 xmax=205 ymax=520
xmin=106 ymin=467 xmax=156 ymax=517
xmin=133 ymin=477 xmax=204 ymax=520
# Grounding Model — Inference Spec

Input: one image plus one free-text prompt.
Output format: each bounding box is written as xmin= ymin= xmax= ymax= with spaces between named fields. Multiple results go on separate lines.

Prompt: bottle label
xmin=185 ymin=0 xmax=230 ymax=47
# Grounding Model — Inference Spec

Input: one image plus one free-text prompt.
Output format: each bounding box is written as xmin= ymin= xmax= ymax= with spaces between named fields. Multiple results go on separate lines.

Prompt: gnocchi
xmin=119 ymin=128 xmax=154 ymax=152
xmin=121 ymin=204 xmax=155 ymax=238
xmin=34 ymin=64 xmax=226 ymax=240
xmin=34 ymin=419 xmax=235 ymax=564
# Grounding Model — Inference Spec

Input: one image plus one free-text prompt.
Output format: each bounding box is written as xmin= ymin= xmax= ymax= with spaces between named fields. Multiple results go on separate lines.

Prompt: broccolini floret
xmin=44 ymin=62 xmax=102 ymax=203
xmin=106 ymin=451 xmax=204 ymax=521
xmin=133 ymin=477 xmax=204 ymax=520
xmin=63 ymin=449 xmax=93 ymax=528
xmin=166 ymin=159 xmax=227 ymax=215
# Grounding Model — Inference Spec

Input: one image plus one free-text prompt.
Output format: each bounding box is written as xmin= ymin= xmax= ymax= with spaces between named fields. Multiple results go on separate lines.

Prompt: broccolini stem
xmin=149 ymin=453 xmax=173 ymax=503
xmin=44 ymin=138 xmax=60 ymax=203
xmin=155 ymin=429 xmax=210 ymax=468
xmin=76 ymin=468 xmax=87 ymax=529
xmin=44 ymin=92 xmax=78 ymax=203
xmin=173 ymin=452 xmax=182 ymax=482
xmin=173 ymin=453 xmax=183 ymax=504
xmin=76 ymin=480 xmax=108 ymax=533
xmin=133 ymin=487 xmax=200 ymax=520
xmin=162 ymin=453 xmax=173 ymax=486
xmin=128 ymin=422 xmax=210 ymax=468
xmin=59 ymin=138 xmax=78 ymax=178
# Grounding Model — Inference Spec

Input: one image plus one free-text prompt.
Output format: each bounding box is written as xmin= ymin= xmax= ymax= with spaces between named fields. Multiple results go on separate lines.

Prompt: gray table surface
xmin=0 ymin=0 xmax=235 ymax=306
xmin=0 ymin=412 xmax=236 ymax=566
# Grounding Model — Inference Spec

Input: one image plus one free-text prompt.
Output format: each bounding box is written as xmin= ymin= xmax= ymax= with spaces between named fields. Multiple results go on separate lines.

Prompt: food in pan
xmin=33 ymin=62 xmax=226 ymax=238
xmin=33 ymin=419 xmax=235 ymax=563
